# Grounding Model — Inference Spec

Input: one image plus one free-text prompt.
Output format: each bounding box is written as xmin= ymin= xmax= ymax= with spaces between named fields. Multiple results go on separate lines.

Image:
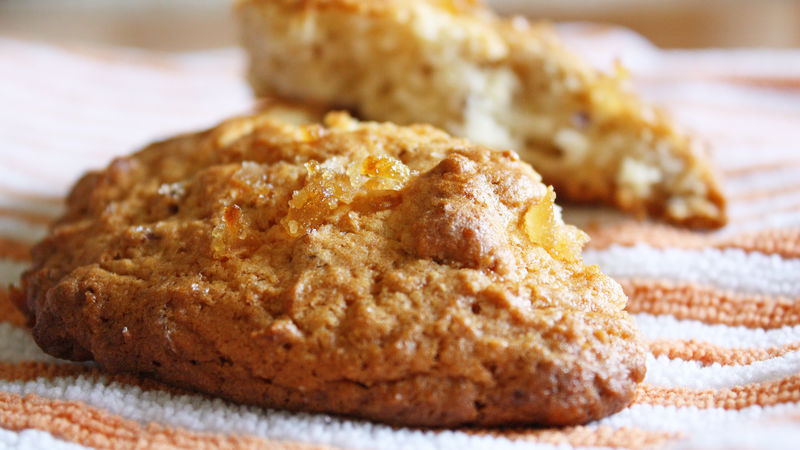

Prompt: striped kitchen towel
xmin=1 ymin=28 xmax=800 ymax=449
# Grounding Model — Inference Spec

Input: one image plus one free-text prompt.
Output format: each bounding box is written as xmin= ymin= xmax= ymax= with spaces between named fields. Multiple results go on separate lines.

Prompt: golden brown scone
xmin=16 ymin=110 xmax=645 ymax=427
xmin=236 ymin=0 xmax=726 ymax=228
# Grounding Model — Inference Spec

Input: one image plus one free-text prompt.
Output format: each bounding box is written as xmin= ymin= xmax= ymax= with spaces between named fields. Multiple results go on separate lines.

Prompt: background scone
xmin=236 ymin=0 xmax=726 ymax=228
xmin=16 ymin=111 xmax=645 ymax=427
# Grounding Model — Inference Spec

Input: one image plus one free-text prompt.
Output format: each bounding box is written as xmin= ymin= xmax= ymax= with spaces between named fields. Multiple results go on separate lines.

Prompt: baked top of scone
xmin=237 ymin=0 xmax=726 ymax=228
xmin=16 ymin=110 xmax=645 ymax=427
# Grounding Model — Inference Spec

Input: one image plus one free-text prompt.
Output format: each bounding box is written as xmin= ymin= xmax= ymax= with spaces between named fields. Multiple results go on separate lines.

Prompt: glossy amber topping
xmin=283 ymin=155 xmax=412 ymax=237
xmin=524 ymin=187 xmax=588 ymax=262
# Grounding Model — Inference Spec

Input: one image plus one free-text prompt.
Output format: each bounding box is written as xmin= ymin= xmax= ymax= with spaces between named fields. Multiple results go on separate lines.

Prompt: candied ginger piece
xmin=524 ymin=187 xmax=588 ymax=261
xmin=283 ymin=156 xmax=411 ymax=236
xmin=360 ymin=155 xmax=412 ymax=190
xmin=211 ymin=204 xmax=244 ymax=257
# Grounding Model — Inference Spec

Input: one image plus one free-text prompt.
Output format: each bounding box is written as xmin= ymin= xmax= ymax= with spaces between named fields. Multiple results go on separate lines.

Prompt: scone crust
xmin=18 ymin=112 xmax=645 ymax=427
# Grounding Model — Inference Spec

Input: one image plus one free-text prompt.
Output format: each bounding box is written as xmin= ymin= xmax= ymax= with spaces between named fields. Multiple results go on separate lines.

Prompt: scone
xmin=15 ymin=110 xmax=645 ymax=427
xmin=236 ymin=0 xmax=726 ymax=228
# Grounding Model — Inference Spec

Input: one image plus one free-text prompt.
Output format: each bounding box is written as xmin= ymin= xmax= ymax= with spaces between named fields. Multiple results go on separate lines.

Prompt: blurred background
xmin=1 ymin=0 xmax=799 ymax=50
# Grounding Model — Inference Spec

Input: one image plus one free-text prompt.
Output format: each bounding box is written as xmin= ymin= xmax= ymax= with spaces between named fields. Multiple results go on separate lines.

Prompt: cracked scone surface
xmin=18 ymin=112 xmax=645 ymax=427
xmin=237 ymin=0 xmax=726 ymax=228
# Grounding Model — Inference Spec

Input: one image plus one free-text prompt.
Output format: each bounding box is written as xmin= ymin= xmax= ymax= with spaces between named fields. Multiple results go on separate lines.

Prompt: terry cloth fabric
xmin=2 ymin=27 xmax=800 ymax=449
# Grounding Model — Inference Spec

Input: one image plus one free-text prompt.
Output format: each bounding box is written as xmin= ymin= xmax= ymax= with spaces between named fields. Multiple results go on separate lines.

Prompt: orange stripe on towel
xmin=646 ymin=339 xmax=800 ymax=367
xmin=587 ymin=222 xmax=800 ymax=259
xmin=732 ymin=182 xmax=800 ymax=203
xmin=636 ymin=374 xmax=800 ymax=409
xmin=0 ymin=238 xmax=30 ymax=262
xmin=621 ymin=280 xmax=800 ymax=329
xmin=475 ymin=426 xmax=677 ymax=449
xmin=0 ymin=186 xmax=61 ymax=207
xmin=0 ymin=287 xmax=26 ymax=327
xmin=723 ymin=160 xmax=800 ymax=177
xmin=0 ymin=207 xmax=53 ymax=226
xmin=0 ymin=391 xmax=335 ymax=450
